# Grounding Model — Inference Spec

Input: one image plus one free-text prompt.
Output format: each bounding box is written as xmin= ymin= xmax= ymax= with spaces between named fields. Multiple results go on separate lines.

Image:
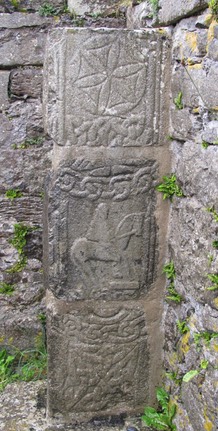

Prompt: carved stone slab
xmin=44 ymin=28 xmax=171 ymax=147
xmin=45 ymin=158 xmax=158 ymax=301
xmin=47 ymin=301 xmax=149 ymax=420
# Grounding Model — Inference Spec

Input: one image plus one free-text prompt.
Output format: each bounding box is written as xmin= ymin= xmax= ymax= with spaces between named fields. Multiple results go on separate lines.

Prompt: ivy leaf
xmin=182 ymin=369 xmax=199 ymax=382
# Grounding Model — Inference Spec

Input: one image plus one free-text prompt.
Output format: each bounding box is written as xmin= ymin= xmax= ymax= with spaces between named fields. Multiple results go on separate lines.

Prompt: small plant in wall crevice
xmin=163 ymin=261 xmax=183 ymax=303
xmin=156 ymin=174 xmax=184 ymax=201
xmin=142 ymin=387 xmax=177 ymax=431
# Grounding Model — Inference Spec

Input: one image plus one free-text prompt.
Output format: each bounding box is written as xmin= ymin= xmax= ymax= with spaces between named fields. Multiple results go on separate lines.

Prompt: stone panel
xmin=47 ymin=300 xmax=149 ymax=420
xmin=44 ymin=28 xmax=171 ymax=147
xmin=46 ymin=158 xmax=158 ymax=301
xmin=44 ymin=27 xmax=170 ymax=424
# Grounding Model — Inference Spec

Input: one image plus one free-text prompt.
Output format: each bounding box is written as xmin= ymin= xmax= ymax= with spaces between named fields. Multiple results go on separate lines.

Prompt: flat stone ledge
xmin=0 ymin=12 xmax=53 ymax=28
xmin=158 ymin=0 xmax=208 ymax=25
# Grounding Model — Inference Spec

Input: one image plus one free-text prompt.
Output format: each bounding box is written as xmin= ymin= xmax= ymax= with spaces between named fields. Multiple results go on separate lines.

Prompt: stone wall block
xmin=0 ymin=1 xmax=64 ymax=13
xmin=0 ymin=12 xmax=52 ymax=28
xmin=0 ymin=71 xmax=10 ymax=111
xmin=10 ymin=68 xmax=43 ymax=99
xmin=67 ymin=0 xmax=117 ymax=16
xmin=158 ymin=0 xmax=208 ymax=25
xmin=0 ymin=28 xmax=46 ymax=67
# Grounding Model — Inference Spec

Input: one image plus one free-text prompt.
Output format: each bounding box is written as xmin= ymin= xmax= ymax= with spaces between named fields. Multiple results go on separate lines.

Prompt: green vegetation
xmin=38 ymin=3 xmax=58 ymax=16
xmin=165 ymin=371 xmax=182 ymax=385
xmin=149 ymin=0 xmax=159 ymax=16
xmin=163 ymin=262 xmax=183 ymax=303
xmin=156 ymin=174 xmax=184 ymax=201
xmin=10 ymin=0 xmax=20 ymax=9
xmin=206 ymin=206 xmax=218 ymax=222
xmin=200 ymin=359 xmax=209 ymax=370
xmin=5 ymin=189 xmax=23 ymax=201
xmin=209 ymin=0 xmax=218 ymax=20
xmin=212 ymin=240 xmax=218 ymax=249
xmin=206 ymin=273 xmax=218 ymax=291
xmin=194 ymin=331 xmax=218 ymax=347
xmin=166 ymin=283 xmax=183 ymax=303
xmin=13 ymin=137 xmax=44 ymax=150
xmin=142 ymin=387 xmax=177 ymax=431
xmin=202 ymin=140 xmax=209 ymax=149
xmin=202 ymin=140 xmax=218 ymax=148
xmin=163 ymin=261 xmax=176 ymax=280
xmin=0 ymin=333 xmax=47 ymax=391
xmin=173 ymin=92 xmax=183 ymax=110
xmin=38 ymin=313 xmax=46 ymax=325
xmin=0 ymin=282 xmax=15 ymax=296
xmin=7 ymin=223 xmax=34 ymax=273
xmin=176 ymin=320 xmax=189 ymax=335
xmin=182 ymin=369 xmax=199 ymax=382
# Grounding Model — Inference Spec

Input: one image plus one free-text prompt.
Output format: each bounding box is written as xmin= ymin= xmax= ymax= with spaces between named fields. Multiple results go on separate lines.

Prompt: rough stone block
xmin=10 ymin=68 xmax=43 ymax=99
xmin=47 ymin=299 xmax=149 ymax=422
xmin=67 ymin=0 xmax=117 ymax=15
xmin=158 ymin=0 xmax=208 ymax=25
xmin=0 ymin=71 xmax=10 ymax=111
xmin=0 ymin=12 xmax=52 ymax=28
xmin=0 ymin=28 xmax=46 ymax=67
xmin=46 ymin=157 xmax=158 ymax=301
xmin=44 ymin=28 xmax=171 ymax=147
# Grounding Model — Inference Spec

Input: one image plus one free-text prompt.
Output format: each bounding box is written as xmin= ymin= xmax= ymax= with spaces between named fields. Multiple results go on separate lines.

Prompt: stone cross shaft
xmin=44 ymin=27 xmax=171 ymax=426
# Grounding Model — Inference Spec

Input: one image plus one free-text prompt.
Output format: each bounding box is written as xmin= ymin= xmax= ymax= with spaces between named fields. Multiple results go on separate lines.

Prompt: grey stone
xmin=0 ymin=113 xmax=12 ymax=145
xmin=0 ymin=0 xmax=64 ymax=13
xmin=201 ymin=121 xmax=218 ymax=143
xmin=0 ymin=71 xmax=10 ymax=111
xmin=158 ymin=0 xmax=208 ymax=25
xmin=67 ymin=0 xmax=119 ymax=16
xmin=44 ymin=28 xmax=171 ymax=148
xmin=0 ymin=28 xmax=46 ymax=67
xmin=46 ymin=157 xmax=158 ymax=301
xmin=44 ymin=27 xmax=170 ymax=424
xmin=0 ymin=12 xmax=52 ymax=28
xmin=10 ymin=68 xmax=43 ymax=99
xmin=47 ymin=299 xmax=149 ymax=422
xmin=0 ymin=99 xmax=45 ymax=149
xmin=126 ymin=2 xmax=153 ymax=29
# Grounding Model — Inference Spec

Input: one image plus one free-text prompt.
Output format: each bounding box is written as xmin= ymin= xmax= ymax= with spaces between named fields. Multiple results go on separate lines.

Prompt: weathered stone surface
xmin=158 ymin=0 xmax=208 ymax=25
xmin=0 ymin=12 xmax=52 ymax=28
xmin=10 ymin=68 xmax=43 ymax=99
xmin=46 ymin=158 xmax=158 ymax=301
xmin=44 ymin=28 xmax=171 ymax=147
xmin=170 ymin=16 xmax=218 ymax=140
xmin=0 ymin=100 xmax=45 ymax=148
xmin=126 ymin=2 xmax=153 ymax=29
xmin=67 ymin=0 xmax=119 ymax=16
xmin=44 ymin=26 xmax=170 ymax=425
xmin=47 ymin=299 xmax=149 ymax=422
xmin=0 ymin=71 xmax=10 ymax=111
xmin=0 ymin=0 xmax=64 ymax=13
xmin=0 ymin=381 xmax=145 ymax=431
xmin=0 ymin=28 xmax=46 ymax=66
